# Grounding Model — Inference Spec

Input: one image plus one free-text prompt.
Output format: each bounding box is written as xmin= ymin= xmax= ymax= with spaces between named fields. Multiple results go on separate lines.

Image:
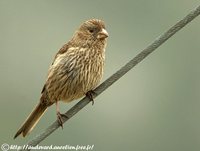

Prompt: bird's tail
xmin=14 ymin=102 xmax=47 ymax=139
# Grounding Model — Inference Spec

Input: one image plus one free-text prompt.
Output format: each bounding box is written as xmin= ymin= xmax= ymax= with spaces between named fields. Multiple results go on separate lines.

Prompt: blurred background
xmin=0 ymin=0 xmax=200 ymax=151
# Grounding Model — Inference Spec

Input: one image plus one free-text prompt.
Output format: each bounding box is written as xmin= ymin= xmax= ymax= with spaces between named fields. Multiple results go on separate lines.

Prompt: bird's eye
xmin=89 ymin=29 xmax=94 ymax=33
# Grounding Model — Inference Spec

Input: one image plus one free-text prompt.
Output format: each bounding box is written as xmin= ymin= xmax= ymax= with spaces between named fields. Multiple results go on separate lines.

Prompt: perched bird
xmin=14 ymin=19 xmax=108 ymax=139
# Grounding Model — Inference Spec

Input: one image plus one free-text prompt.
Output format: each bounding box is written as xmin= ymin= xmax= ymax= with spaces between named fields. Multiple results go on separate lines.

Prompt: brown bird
xmin=14 ymin=19 xmax=108 ymax=139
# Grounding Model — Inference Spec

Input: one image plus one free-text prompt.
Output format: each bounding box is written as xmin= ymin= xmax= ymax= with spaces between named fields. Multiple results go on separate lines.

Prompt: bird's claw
xmin=56 ymin=112 xmax=68 ymax=129
xmin=86 ymin=90 xmax=96 ymax=105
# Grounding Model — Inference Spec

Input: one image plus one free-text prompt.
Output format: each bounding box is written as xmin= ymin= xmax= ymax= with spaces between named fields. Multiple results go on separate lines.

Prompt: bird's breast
xmin=53 ymin=47 xmax=105 ymax=102
xmin=76 ymin=47 xmax=105 ymax=92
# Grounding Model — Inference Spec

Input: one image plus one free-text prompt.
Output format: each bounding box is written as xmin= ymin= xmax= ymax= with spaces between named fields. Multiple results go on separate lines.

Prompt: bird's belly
xmin=46 ymin=50 xmax=105 ymax=104
xmin=61 ymin=61 xmax=104 ymax=103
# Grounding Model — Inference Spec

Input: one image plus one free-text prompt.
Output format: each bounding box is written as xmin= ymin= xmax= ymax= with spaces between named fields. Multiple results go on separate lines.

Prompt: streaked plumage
xmin=14 ymin=19 xmax=108 ymax=138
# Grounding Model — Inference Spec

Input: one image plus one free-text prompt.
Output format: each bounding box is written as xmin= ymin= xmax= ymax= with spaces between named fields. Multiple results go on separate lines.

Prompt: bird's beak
xmin=97 ymin=28 xmax=109 ymax=39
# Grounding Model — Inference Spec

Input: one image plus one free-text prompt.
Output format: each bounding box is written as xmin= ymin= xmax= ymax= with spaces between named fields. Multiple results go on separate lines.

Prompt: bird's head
xmin=72 ymin=19 xmax=108 ymax=47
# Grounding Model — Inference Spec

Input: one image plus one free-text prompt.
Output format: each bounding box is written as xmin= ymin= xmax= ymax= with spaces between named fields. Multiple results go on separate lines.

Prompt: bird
xmin=14 ymin=19 xmax=108 ymax=139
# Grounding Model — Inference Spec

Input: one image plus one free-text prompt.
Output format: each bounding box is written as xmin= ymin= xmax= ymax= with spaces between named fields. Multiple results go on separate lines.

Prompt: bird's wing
xmin=52 ymin=43 xmax=69 ymax=65
xmin=41 ymin=43 xmax=69 ymax=94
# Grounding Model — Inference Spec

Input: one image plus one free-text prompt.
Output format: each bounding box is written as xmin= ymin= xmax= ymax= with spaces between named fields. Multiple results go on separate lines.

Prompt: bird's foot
xmin=86 ymin=90 xmax=96 ymax=105
xmin=56 ymin=112 xmax=68 ymax=129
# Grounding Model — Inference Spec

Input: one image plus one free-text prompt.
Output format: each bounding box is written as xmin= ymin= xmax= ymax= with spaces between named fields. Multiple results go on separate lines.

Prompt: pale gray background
xmin=0 ymin=0 xmax=200 ymax=151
